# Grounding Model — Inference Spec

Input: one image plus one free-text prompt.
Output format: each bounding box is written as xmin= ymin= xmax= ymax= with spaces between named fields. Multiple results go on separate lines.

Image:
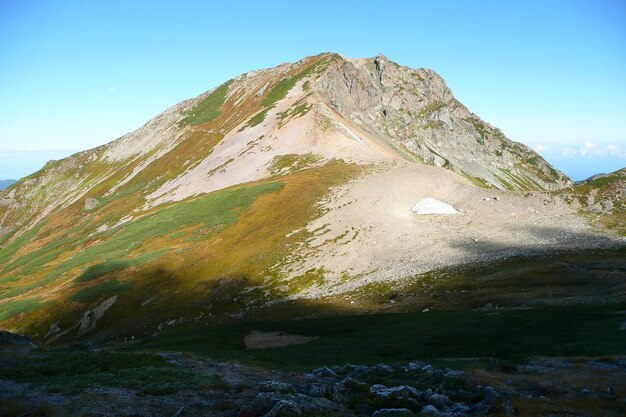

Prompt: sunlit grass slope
xmin=0 ymin=162 xmax=358 ymax=342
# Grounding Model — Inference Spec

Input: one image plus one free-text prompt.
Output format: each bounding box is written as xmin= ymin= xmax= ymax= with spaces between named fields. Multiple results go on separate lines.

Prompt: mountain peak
xmin=375 ymin=53 xmax=389 ymax=62
xmin=1 ymin=52 xmax=622 ymax=348
xmin=1 ymin=52 xmax=570 ymax=230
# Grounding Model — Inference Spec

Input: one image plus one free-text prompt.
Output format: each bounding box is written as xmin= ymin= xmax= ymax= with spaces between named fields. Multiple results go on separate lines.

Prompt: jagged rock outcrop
xmin=316 ymin=54 xmax=570 ymax=191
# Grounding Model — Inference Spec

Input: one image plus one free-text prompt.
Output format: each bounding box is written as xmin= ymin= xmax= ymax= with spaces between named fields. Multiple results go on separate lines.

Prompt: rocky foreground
xmin=1 ymin=331 xmax=625 ymax=417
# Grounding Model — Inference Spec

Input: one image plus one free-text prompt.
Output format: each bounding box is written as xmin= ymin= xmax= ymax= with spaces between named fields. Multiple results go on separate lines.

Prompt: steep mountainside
xmin=0 ymin=53 xmax=616 ymax=343
xmin=569 ymin=168 xmax=626 ymax=235
xmin=317 ymin=55 xmax=570 ymax=190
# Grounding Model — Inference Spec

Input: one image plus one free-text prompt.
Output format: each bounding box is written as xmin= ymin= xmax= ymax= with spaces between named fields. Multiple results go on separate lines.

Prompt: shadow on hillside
xmin=446 ymin=224 xmax=621 ymax=260
xmin=21 ymin=224 xmax=626 ymax=352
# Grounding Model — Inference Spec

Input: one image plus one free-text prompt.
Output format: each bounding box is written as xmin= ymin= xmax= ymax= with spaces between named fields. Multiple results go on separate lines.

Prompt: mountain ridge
xmin=0 ymin=53 xmax=569 ymax=236
xmin=0 ymin=53 xmax=621 ymax=344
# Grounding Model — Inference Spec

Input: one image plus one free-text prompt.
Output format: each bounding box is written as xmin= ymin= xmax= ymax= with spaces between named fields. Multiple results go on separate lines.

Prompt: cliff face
xmin=316 ymin=54 xmax=571 ymax=191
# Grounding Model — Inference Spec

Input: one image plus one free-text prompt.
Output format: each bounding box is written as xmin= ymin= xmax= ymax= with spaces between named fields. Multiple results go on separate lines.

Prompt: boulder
xmin=375 ymin=363 xmax=395 ymax=373
xmin=422 ymin=364 xmax=435 ymax=375
xmin=482 ymin=386 xmax=501 ymax=404
xmin=293 ymin=394 xmax=344 ymax=415
xmin=472 ymin=401 xmax=492 ymax=416
xmin=308 ymin=383 xmax=329 ymax=397
xmin=84 ymin=197 xmax=99 ymax=210
xmin=310 ymin=367 xmax=337 ymax=378
xmin=406 ymin=361 xmax=425 ymax=371
xmin=248 ymin=392 xmax=285 ymax=416
xmin=330 ymin=377 xmax=369 ymax=402
xmin=262 ymin=400 xmax=301 ymax=417
xmin=443 ymin=369 xmax=465 ymax=378
xmin=502 ymin=399 xmax=516 ymax=417
xmin=370 ymin=385 xmax=419 ymax=399
xmin=421 ymin=404 xmax=438 ymax=415
xmin=428 ymin=393 xmax=450 ymax=408
xmin=259 ymin=381 xmax=295 ymax=394
xmin=372 ymin=408 xmax=416 ymax=417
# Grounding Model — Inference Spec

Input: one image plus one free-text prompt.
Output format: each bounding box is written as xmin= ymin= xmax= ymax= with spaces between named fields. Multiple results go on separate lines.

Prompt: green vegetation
xmin=0 ymin=183 xmax=282 ymax=306
xmin=75 ymin=261 xmax=132 ymax=283
xmin=137 ymin=302 xmax=626 ymax=369
xmin=588 ymin=174 xmax=619 ymax=188
xmin=180 ymin=80 xmax=232 ymax=126
xmin=41 ymin=183 xmax=282 ymax=281
xmin=416 ymin=101 xmax=446 ymax=119
xmin=0 ymin=221 xmax=47 ymax=266
xmin=286 ymin=267 xmax=325 ymax=293
xmin=98 ymin=182 xmax=147 ymax=207
xmin=278 ymin=99 xmax=311 ymax=122
xmin=0 ymin=350 xmax=225 ymax=395
xmin=492 ymin=172 xmax=515 ymax=190
xmin=247 ymin=58 xmax=327 ymax=127
xmin=572 ymin=170 xmax=626 ymax=235
xmin=395 ymin=248 xmax=626 ymax=310
xmin=135 ymin=248 xmax=626 ymax=369
xmin=70 ymin=280 xmax=133 ymax=303
xmin=74 ymin=249 xmax=169 ymax=283
xmin=459 ymin=170 xmax=494 ymax=189
xmin=1 ymin=216 xmax=99 ymax=278
xmin=495 ymin=168 xmax=542 ymax=191
xmin=0 ymin=298 xmax=52 ymax=321
xmin=464 ymin=117 xmax=488 ymax=145
xmin=268 ymin=154 xmax=323 ymax=176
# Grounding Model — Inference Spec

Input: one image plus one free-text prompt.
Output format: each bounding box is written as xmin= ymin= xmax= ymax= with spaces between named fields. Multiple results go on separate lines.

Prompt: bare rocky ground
xmin=280 ymin=161 xmax=623 ymax=299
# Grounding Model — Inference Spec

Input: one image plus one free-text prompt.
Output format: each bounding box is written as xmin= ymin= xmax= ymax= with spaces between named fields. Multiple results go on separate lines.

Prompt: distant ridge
xmin=0 ymin=179 xmax=16 ymax=190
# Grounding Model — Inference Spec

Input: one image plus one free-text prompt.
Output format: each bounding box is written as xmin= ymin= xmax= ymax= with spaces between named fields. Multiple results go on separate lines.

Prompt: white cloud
xmin=559 ymin=142 xmax=626 ymax=159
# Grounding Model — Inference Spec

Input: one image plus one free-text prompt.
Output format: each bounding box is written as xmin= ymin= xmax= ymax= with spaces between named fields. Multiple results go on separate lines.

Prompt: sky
xmin=1 ymin=0 xmax=625 ymax=181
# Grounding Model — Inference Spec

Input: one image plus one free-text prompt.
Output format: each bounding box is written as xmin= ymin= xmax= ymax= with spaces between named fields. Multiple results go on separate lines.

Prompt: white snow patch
xmin=411 ymin=197 xmax=459 ymax=215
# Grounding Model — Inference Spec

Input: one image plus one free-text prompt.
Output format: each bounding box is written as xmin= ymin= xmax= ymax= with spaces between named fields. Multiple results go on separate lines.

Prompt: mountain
xmin=0 ymin=180 xmax=16 ymax=190
xmin=0 ymin=53 xmax=619 ymax=343
xmin=570 ymin=168 xmax=626 ymax=235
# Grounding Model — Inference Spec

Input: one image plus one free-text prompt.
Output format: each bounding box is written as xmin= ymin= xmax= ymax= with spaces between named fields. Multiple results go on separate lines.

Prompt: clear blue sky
xmin=1 ymin=0 xmax=625 ymax=180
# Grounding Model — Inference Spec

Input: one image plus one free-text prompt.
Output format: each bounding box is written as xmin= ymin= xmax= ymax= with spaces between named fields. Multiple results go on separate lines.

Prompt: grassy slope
xmin=180 ymin=80 xmax=232 ymax=126
xmin=0 ymin=162 xmax=358 ymax=343
xmin=137 ymin=302 xmax=626 ymax=370
xmin=245 ymin=55 xmax=332 ymax=127
xmin=0 ymin=350 xmax=225 ymax=396
xmin=0 ymin=182 xmax=282 ymax=326
xmin=131 ymin=247 xmax=626 ymax=369
xmin=0 ymin=53 xmax=346 ymax=342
